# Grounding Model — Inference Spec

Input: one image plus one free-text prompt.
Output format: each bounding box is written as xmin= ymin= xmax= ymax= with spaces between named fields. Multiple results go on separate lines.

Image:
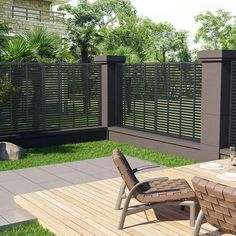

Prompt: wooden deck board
xmin=15 ymin=160 xmax=235 ymax=236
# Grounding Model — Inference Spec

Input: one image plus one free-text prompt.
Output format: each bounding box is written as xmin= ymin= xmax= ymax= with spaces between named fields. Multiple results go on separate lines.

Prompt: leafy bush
xmin=0 ymin=76 xmax=16 ymax=105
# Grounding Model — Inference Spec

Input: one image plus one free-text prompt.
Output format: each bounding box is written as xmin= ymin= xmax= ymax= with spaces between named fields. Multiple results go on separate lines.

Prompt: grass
xmin=0 ymin=140 xmax=195 ymax=171
xmin=0 ymin=222 xmax=54 ymax=236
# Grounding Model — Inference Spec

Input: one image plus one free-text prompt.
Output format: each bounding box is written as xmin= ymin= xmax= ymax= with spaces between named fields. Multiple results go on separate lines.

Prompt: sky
xmin=67 ymin=0 xmax=236 ymax=48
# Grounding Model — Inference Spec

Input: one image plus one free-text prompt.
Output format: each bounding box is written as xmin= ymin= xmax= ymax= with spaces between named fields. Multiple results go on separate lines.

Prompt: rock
xmin=0 ymin=142 xmax=24 ymax=161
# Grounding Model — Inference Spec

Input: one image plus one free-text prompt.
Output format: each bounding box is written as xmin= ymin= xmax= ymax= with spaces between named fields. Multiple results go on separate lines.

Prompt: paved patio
xmin=0 ymin=156 xmax=164 ymax=229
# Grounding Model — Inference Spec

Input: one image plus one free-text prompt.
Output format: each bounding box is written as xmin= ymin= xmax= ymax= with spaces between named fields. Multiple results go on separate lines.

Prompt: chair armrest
xmin=132 ymin=165 xmax=160 ymax=173
xmin=121 ymin=176 xmax=170 ymax=215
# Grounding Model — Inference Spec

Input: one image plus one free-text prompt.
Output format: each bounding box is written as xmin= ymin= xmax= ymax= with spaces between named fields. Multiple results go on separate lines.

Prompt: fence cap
xmin=94 ymin=56 xmax=126 ymax=64
xmin=198 ymin=50 xmax=236 ymax=62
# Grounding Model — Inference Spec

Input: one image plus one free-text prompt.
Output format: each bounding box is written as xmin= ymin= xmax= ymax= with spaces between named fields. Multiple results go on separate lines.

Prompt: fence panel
xmin=230 ymin=62 xmax=236 ymax=145
xmin=0 ymin=63 xmax=101 ymax=135
xmin=120 ymin=62 xmax=202 ymax=141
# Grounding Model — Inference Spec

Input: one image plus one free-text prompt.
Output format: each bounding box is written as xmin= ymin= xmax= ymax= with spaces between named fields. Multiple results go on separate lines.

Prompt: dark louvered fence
xmin=230 ymin=61 xmax=236 ymax=145
xmin=0 ymin=63 xmax=101 ymax=135
xmin=119 ymin=62 xmax=202 ymax=141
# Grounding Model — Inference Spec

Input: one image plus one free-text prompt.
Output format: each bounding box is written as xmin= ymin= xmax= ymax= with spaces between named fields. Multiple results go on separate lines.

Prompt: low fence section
xmin=230 ymin=61 xmax=236 ymax=145
xmin=0 ymin=63 xmax=101 ymax=135
xmin=119 ymin=62 xmax=202 ymax=141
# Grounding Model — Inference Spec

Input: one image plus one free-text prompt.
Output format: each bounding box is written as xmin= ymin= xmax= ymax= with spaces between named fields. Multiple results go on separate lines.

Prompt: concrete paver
xmin=0 ymin=216 xmax=8 ymax=226
xmin=1 ymin=208 xmax=34 ymax=224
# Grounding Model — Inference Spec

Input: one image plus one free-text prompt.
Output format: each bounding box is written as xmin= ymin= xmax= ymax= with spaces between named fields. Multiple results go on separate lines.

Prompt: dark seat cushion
xmin=136 ymin=178 xmax=195 ymax=203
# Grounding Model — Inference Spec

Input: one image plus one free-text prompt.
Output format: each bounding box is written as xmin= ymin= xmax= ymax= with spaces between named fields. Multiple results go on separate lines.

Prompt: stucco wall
xmin=0 ymin=0 xmax=13 ymax=21
xmin=11 ymin=18 xmax=67 ymax=37
xmin=13 ymin=0 xmax=51 ymax=11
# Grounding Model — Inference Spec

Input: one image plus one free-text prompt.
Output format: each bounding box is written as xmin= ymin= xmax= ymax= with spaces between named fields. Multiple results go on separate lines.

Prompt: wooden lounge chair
xmin=192 ymin=176 xmax=236 ymax=236
xmin=112 ymin=148 xmax=196 ymax=230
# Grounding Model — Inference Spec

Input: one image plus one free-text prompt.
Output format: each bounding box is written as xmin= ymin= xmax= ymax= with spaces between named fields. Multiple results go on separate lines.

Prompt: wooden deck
xmin=15 ymin=162 xmax=234 ymax=236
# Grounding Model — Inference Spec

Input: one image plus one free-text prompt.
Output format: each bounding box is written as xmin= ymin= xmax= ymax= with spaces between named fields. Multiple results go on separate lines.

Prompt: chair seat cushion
xmin=136 ymin=178 xmax=195 ymax=203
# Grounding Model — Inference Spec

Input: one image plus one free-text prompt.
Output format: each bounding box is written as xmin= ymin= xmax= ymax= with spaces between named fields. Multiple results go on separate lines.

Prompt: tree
xmin=98 ymin=16 xmax=148 ymax=62
xmin=60 ymin=0 xmax=137 ymax=62
xmin=59 ymin=0 xmax=100 ymax=62
xmin=99 ymin=16 xmax=191 ymax=62
xmin=94 ymin=0 xmax=136 ymax=26
xmin=144 ymin=22 xmax=191 ymax=62
xmin=194 ymin=10 xmax=235 ymax=50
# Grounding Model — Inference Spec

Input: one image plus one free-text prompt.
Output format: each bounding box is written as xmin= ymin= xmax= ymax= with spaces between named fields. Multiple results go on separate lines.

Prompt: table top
xmin=154 ymin=159 xmax=236 ymax=188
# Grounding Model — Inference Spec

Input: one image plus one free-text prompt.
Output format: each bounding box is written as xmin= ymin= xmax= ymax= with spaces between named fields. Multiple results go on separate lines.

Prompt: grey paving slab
xmin=65 ymin=161 xmax=102 ymax=173
xmin=0 ymin=171 xmax=23 ymax=183
xmin=39 ymin=164 xmax=75 ymax=175
xmin=86 ymin=157 xmax=119 ymax=172
xmin=0 ymin=198 xmax=20 ymax=212
xmin=58 ymin=170 xmax=98 ymax=184
xmin=38 ymin=179 xmax=71 ymax=189
xmin=0 ymin=216 xmax=8 ymax=226
xmin=1 ymin=208 xmax=34 ymax=224
xmin=0 ymin=186 xmax=14 ymax=199
xmin=89 ymin=169 xmax=120 ymax=180
xmin=14 ymin=168 xmax=62 ymax=184
xmin=0 ymin=179 xmax=44 ymax=195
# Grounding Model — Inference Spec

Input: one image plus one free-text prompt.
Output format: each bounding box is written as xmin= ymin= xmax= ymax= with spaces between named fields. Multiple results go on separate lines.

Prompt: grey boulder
xmin=0 ymin=142 xmax=24 ymax=161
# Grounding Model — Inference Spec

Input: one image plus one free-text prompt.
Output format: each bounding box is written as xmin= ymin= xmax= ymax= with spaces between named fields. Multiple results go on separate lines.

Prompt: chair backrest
xmin=192 ymin=176 xmax=236 ymax=235
xmin=112 ymin=148 xmax=139 ymax=191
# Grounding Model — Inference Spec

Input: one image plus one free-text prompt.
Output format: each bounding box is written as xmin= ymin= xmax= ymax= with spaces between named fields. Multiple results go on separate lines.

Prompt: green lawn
xmin=0 ymin=140 xmax=195 ymax=171
xmin=0 ymin=222 xmax=54 ymax=236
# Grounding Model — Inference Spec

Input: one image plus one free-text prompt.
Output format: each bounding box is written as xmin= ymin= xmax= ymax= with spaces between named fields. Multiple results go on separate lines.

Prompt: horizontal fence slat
xmin=0 ymin=63 xmax=101 ymax=135
xmin=230 ymin=61 xmax=236 ymax=145
xmin=120 ymin=62 xmax=202 ymax=141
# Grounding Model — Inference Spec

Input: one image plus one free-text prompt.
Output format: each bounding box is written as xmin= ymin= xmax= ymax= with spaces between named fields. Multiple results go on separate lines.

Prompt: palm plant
xmin=0 ymin=27 xmax=62 ymax=63
xmin=0 ymin=27 xmax=64 ymax=130
xmin=23 ymin=27 xmax=61 ymax=62
xmin=0 ymin=37 xmax=36 ymax=62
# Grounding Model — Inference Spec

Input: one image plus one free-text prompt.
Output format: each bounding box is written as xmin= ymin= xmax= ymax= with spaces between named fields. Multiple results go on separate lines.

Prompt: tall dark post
xmin=198 ymin=50 xmax=236 ymax=161
xmin=94 ymin=56 xmax=126 ymax=127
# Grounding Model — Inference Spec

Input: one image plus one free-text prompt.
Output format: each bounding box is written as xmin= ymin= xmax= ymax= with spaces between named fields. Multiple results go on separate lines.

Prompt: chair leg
xmin=115 ymin=181 xmax=126 ymax=210
xmin=117 ymin=188 xmax=133 ymax=230
xmin=179 ymin=201 xmax=196 ymax=227
xmin=192 ymin=210 xmax=204 ymax=236
xmin=117 ymin=199 xmax=129 ymax=230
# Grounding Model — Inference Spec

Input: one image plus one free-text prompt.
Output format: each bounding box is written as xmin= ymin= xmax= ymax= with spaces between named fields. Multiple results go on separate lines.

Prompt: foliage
xmin=0 ymin=21 xmax=11 ymax=60
xmin=0 ymin=76 xmax=16 ymax=105
xmin=60 ymin=0 xmax=137 ymax=62
xmin=94 ymin=0 xmax=137 ymax=27
xmin=98 ymin=16 xmax=147 ymax=62
xmin=0 ymin=222 xmax=54 ymax=236
xmin=0 ymin=27 xmax=65 ymax=63
xmin=0 ymin=140 xmax=195 ymax=171
xmin=23 ymin=27 xmax=62 ymax=62
xmin=144 ymin=21 xmax=191 ymax=62
xmin=0 ymin=21 xmax=10 ymax=35
xmin=60 ymin=0 xmax=191 ymax=62
xmin=1 ymin=37 xmax=36 ymax=62
xmin=195 ymin=10 xmax=236 ymax=50
xmin=59 ymin=0 xmax=101 ymax=62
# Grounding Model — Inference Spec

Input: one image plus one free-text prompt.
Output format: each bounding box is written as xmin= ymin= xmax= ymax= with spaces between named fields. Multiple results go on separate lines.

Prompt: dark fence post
xmin=94 ymin=56 xmax=126 ymax=127
xmin=198 ymin=50 xmax=236 ymax=160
